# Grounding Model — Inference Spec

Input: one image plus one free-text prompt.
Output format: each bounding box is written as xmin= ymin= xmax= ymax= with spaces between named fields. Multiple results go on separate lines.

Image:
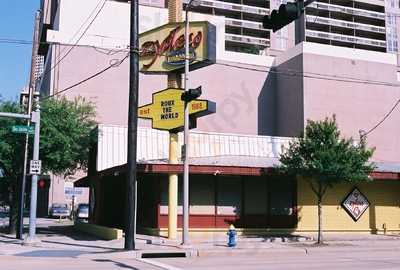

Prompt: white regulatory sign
xmin=29 ymin=160 xmax=42 ymax=175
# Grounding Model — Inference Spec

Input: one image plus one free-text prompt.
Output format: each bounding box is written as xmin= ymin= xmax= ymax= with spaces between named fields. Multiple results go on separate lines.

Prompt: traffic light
xmin=263 ymin=2 xmax=300 ymax=32
xmin=181 ymin=86 xmax=202 ymax=102
xmin=38 ymin=178 xmax=49 ymax=189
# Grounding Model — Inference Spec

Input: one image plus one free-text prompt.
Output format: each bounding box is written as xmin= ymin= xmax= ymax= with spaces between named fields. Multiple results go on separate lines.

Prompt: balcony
xmin=225 ymin=18 xmax=268 ymax=32
xmin=306 ymin=29 xmax=386 ymax=48
xmin=306 ymin=15 xmax=386 ymax=34
xmin=307 ymin=2 xmax=385 ymax=21
xmin=183 ymin=0 xmax=269 ymax=16
xmin=225 ymin=33 xmax=269 ymax=47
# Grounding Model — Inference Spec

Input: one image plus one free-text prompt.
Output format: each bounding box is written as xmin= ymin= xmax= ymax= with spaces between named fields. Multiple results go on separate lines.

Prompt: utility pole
xmin=125 ymin=0 xmax=139 ymax=251
xmin=17 ymin=9 xmax=41 ymax=240
xmin=25 ymin=106 xmax=41 ymax=244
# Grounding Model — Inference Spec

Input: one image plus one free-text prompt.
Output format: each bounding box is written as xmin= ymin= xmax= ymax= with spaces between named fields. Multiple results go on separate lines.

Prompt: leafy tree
xmin=40 ymin=97 xmax=96 ymax=176
xmin=278 ymin=116 xmax=375 ymax=244
xmin=0 ymin=99 xmax=25 ymax=233
xmin=0 ymin=96 xmax=96 ymax=234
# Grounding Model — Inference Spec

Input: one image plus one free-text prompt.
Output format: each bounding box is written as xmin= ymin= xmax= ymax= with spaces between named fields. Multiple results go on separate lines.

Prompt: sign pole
xmin=25 ymin=107 xmax=41 ymax=244
xmin=166 ymin=0 xmax=182 ymax=240
xmin=182 ymin=1 xmax=192 ymax=245
xmin=168 ymin=132 xmax=178 ymax=239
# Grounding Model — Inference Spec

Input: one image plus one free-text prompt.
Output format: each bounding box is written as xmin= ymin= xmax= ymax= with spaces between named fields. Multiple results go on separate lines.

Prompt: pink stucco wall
xmin=302 ymin=52 xmax=400 ymax=163
xmin=42 ymin=43 xmax=400 ymax=163
xmin=48 ymin=45 xmax=271 ymax=135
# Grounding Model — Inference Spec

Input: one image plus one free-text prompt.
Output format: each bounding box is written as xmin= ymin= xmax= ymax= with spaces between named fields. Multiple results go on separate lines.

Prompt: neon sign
xmin=139 ymin=21 xmax=216 ymax=73
xmin=140 ymin=26 xmax=202 ymax=69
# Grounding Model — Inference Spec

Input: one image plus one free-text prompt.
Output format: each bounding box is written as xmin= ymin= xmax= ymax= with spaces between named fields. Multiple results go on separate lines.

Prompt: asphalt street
xmin=153 ymin=250 xmax=400 ymax=270
xmin=1 ymin=249 xmax=400 ymax=270
xmin=1 ymin=256 xmax=160 ymax=270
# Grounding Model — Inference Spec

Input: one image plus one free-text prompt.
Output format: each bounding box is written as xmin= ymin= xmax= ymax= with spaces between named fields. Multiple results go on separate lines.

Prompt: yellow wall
xmin=74 ymin=222 xmax=123 ymax=240
xmin=297 ymin=178 xmax=400 ymax=232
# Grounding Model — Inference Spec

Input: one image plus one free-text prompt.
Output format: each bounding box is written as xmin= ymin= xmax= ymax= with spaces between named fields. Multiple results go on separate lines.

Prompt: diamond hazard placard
xmin=342 ymin=188 xmax=370 ymax=222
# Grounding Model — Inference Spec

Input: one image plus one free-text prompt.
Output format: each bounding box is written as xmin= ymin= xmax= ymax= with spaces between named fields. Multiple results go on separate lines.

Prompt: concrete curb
xmin=302 ymin=245 xmax=400 ymax=255
xmin=77 ymin=248 xmax=198 ymax=259
xmin=197 ymin=247 xmax=306 ymax=257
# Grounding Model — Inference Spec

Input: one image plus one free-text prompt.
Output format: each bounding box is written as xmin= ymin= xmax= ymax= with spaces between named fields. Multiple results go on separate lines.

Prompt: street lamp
xmin=182 ymin=0 xmax=199 ymax=245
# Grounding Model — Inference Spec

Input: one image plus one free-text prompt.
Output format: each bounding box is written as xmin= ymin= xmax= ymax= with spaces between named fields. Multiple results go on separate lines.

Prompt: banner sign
xmin=138 ymin=88 xmax=216 ymax=131
xmin=139 ymin=21 xmax=216 ymax=73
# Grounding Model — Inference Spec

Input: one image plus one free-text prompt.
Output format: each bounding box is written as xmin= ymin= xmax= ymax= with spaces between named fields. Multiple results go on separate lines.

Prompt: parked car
xmin=50 ymin=203 xmax=70 ymax=218
xmin=76 ymin=203 xmax=89 ymax=220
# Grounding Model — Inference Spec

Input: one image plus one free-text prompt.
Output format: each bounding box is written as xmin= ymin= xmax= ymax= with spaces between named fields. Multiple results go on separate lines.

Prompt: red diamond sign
xmin=341 ymin=188 xmax=370 ymax=222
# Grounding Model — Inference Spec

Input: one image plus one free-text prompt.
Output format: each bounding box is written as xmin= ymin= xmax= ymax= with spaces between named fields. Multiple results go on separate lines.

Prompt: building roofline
xmin=275 ymin=42 xmax=397 ymax=67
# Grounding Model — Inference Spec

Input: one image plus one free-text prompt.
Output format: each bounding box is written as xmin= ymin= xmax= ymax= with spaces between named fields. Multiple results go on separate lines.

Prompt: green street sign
xmin=11 ymin=125 xmax=34 ymax=135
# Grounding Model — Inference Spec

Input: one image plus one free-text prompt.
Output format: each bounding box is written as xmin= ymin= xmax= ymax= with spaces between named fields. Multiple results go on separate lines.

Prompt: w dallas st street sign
xmin=138 ymin=88 xmax=216 ymax=132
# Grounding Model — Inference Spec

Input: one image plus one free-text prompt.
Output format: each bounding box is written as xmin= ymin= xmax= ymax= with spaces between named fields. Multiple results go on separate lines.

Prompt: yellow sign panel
xmin=138 ymin=88 xmax=216 ymax=131
xmin=139 ymin=21 xmax=216 ymax=73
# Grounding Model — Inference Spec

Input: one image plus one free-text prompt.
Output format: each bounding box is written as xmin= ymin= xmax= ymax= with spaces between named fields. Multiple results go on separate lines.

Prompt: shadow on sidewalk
xmin=93 ymin=259 xmax=140 ymax=270
xmin=40 ymin=239 xmax=123 ymax=251
xmin=36 ymin=225 xmax=98 ymax=241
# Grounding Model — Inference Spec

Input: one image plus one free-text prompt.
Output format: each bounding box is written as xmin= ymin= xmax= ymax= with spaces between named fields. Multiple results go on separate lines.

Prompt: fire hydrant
xmin=227 ymin=224 xmax=237 ymax=247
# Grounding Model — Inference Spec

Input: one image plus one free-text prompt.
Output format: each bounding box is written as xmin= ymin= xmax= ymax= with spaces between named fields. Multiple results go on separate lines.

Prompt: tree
xmin=40 ymin=97 xmax=96 ymax=176
xmin=0 ymin=96 xmax=96 ymax=234
xmin=0 ymin=99 xmax=25 ymax=234
xmin=278 ymin=116 xmax=375 ymax=244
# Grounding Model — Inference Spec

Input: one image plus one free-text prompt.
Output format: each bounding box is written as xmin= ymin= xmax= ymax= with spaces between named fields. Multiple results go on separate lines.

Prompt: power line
xmin=6 ymin=38 xmax=392 ymax=88
xmin=215 ymin=62 xmax=400 ymax=88
xmin=41 ymin=53 xmax=129 ymax=101
xmin=40 ymin=0 xmax=107 ymax=81
xmin=360 ymin=98 xmax=400 ymax=138
xmin=0 ymin=38 xmax=396 ymax=87
xmin=0 ymin=38 xmax=33 ymax=45
xmin=0 ymin=38 xmax=129 ymax=55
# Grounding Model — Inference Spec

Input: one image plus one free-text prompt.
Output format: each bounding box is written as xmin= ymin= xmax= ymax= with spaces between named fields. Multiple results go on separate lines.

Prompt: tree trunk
xmin=8 ymin=184 xmax=17 ymax=235
xmin=317 ymin=196 xmax=323 ymax=244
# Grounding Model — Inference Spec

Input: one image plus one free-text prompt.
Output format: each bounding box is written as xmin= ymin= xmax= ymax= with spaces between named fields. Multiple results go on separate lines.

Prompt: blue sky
xmin=0 ymin=0 xmax=40 ymax=101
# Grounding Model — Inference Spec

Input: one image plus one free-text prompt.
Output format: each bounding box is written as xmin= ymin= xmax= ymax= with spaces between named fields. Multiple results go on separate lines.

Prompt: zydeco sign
xmin=139 ymin=21 xmax=216 ymax=73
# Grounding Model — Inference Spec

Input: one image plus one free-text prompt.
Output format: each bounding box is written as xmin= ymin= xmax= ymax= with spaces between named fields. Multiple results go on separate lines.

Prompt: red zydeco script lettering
xmin=140 ymin=26 xmax=203 ymax=69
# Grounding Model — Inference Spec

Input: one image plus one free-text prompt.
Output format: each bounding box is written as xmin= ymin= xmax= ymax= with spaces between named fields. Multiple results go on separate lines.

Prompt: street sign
xmin=64 ymin=187 xmax=84 ymax=200
xmin=29 ymin=160 xmax=41 ymax=175
xmin=138 ymin=88 xmax=216 ymax=132
xmin=11 ymin=125 xmax=34 ymax=134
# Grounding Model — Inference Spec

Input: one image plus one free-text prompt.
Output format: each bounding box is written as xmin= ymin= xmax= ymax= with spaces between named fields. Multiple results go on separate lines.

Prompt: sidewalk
xmin=1 ymin=219 xmax=400 ymax=260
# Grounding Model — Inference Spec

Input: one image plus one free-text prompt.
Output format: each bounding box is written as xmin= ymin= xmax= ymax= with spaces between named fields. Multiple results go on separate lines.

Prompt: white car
xmin=76 ymin=204 xmax=89 ymax=219
xmin=50 ymin=203 xmax=70 ymax=218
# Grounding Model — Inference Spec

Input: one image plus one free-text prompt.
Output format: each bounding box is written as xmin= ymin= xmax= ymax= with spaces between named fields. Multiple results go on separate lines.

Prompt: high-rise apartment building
xmin=385 ymin=0 xmax=399 ymax=53
xmin=183 ymin=0 xmax=398 ymax=54
xmin=183 ymin=0 xmax=270 ymax=54
xmin=304 ymin=0 xmax=388 ymax=52
xmin=34 ymin=55 xmax=45 ymax=82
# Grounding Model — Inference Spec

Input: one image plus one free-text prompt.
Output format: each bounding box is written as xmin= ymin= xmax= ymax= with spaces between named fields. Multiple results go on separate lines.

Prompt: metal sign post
xmin=25 ymin=108 xmax=41 ymax=244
